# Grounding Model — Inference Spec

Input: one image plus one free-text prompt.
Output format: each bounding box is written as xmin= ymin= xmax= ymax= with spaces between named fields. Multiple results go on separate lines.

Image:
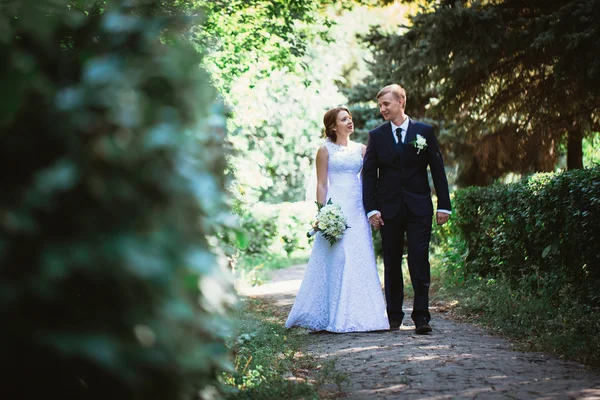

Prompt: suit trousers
xmin=380 ymin=203 xmax=432 ymax=325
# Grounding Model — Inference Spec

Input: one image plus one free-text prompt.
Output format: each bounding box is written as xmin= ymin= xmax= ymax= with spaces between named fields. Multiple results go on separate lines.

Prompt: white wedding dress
xmin=285 ymin=138 xmax=389 ymax=332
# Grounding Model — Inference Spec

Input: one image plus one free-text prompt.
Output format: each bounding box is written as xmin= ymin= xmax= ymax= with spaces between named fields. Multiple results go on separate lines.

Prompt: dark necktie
xmin=395 ymin=127 xmax=403 ymax=147
xmin=395 ymin=127 xmax=404 ymax=157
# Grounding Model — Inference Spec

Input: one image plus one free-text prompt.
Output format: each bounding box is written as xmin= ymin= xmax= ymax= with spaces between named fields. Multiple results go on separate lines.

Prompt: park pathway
xmin=239 ymin=263 xmax=600 ymax=400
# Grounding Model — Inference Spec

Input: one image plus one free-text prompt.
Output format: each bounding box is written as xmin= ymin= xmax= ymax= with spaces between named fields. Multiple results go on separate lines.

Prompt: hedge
xmin=454 ymin=166 xmax=600 ymax=305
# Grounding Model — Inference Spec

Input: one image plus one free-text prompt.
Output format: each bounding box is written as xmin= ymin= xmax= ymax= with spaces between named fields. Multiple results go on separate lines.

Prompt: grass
xmin=220 ymin=297 xmax=317 ymax=399
xmin=224 ymin=248 xmax=350 ymax=399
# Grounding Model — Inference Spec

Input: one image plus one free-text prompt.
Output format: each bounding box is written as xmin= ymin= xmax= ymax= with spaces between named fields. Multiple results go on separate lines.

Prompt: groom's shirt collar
xmin=390 ymin=116 xmax=410 ymax=143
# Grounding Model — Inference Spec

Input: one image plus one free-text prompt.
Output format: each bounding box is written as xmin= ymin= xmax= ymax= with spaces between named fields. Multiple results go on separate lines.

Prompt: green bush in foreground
xmin=1 ymin=1 xmax=233 ymax=398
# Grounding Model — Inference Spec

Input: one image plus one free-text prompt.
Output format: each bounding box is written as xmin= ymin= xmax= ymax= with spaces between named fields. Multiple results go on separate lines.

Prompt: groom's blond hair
xmin=377 ymin=84 xmax=406 ymax=102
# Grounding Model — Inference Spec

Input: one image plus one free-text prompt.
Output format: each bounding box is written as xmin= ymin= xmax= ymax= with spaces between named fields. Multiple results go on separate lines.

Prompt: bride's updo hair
xmin=323 ymin=106 xmax=351 ymax=143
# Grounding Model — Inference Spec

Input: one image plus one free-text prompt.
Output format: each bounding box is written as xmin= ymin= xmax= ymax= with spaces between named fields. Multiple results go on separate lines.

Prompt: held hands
xmin=436 ymin=211 xmax=450 ymax=226
xmin=368 ymin=213 xmax=384 ymax=230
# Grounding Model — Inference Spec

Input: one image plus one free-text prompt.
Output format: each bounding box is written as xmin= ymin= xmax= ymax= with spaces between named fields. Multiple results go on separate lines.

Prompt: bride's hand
xmin=369 ymin=214 xmax=383 ymax=230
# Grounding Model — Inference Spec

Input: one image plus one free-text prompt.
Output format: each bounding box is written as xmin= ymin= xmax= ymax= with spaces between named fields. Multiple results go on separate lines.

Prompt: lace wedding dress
xmin=285 ymin=139 xmax=389 ymax=332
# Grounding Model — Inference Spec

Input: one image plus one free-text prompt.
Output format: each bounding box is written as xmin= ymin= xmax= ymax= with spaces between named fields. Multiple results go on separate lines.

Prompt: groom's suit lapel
xmin=380 ymin=122 xmax=397 ymax=160
xmin=404 ymin=119 xmax=416 ymax=150
xmin=403 ymin=119 xmax=417 ymax=162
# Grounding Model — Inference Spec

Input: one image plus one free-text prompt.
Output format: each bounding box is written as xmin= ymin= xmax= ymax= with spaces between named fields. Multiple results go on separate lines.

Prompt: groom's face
xmin=378 ymin=92 xmax=404 ymax=122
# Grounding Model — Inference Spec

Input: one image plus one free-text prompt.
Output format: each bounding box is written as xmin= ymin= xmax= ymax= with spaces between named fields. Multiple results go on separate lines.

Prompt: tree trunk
xmin=567 ymin=127 xmax=583 ymax=169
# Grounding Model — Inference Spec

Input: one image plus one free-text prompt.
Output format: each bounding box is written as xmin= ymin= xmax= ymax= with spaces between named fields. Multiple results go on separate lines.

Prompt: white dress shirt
xmin=391 ymin=117 xmax=410 ymax=144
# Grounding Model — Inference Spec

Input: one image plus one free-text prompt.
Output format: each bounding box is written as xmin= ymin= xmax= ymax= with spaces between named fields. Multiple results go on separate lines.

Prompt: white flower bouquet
xmin=307 ymin=199 xmax=350 ymax=246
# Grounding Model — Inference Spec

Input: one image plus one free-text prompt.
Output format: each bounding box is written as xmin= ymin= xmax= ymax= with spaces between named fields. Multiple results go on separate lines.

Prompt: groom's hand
xmin=436 ymin=211 xmax=450 ymax=226
xmin=369 ymin=213 xmax=384 ymax=230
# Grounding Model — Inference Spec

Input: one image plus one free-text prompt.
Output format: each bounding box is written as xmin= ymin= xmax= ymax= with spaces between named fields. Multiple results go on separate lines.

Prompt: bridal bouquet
xmin=307 ymin=199 xmax=350 ymax=246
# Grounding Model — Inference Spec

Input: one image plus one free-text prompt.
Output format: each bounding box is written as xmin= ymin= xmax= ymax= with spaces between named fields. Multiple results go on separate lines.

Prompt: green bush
xmin=430 ymin=215 xmax=467 ymax=286
xmin=454 ymin=167 xmax=600 ymax=306
xmin=0 ymin=2 xmax=233 ymax=398
xmin=222 ymin=201 xmax=315 ymax=259
xmin=430 ymin=167 xmax=600 ymax=366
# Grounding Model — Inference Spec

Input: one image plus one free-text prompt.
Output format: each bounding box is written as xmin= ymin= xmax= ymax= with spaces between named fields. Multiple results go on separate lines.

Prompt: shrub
xmin=0 ymin=2 xmax=233 ymax=398
xmin=221 ymin=201 xmax=315 ymax=260
xmin=454 ymin=166 xmax=600 ymax=307
xmin=431 ymin=167 xmax=600 ymax=366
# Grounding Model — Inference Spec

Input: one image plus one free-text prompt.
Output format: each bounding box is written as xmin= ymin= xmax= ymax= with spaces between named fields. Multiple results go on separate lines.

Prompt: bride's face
xmin=335 ymin=111 xmax=354 ymax=137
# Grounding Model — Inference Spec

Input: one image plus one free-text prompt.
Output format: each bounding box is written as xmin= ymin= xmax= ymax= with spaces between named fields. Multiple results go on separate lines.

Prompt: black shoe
xmin=389 ymin=320 xmax=401 ymax=331
xmin=415 ymin=323 xmax=432 ymax=335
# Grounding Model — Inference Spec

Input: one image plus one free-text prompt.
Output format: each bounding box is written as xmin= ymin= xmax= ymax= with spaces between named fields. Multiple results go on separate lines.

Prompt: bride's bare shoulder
xmin=316 ymin=144 xmax=329 ymax=159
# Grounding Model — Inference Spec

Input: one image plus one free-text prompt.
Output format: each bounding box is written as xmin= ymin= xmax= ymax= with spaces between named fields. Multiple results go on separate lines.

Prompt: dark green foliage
xmin=0 ymin=1 xmax=232 ymax=398
xmin=454 ymin=166 xmax=600 ymax=306
xmin=350 ymin=0 xmax=600 ymax=185
xmin=429 ymin=167 xmax=600 ymax=366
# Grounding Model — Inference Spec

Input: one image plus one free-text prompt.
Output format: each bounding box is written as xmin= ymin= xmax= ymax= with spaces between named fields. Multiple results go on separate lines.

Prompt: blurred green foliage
xmin=583 ymin=133 xmax=600 ymax=167
xmin=223 ymin=4 xmax=393 ymax=205
xmin=197 ymin=0 xmax=329 ymax=92
xmin=220 ymin=202 xmax=314 ymax=285
xmin=226 ymin=65 xmax=345 ymax=204
xmin=195 ymin=0 xmax=394 ymax=91
xmin=239 ymin=202 xmax=313 ymax=256
xmin=0 ymin=1 xmax=234 ymax=398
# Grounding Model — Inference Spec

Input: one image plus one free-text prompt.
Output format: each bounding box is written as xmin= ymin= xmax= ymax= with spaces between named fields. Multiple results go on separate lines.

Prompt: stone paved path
xmin=238 ymin=264 xmax=600 ymax=399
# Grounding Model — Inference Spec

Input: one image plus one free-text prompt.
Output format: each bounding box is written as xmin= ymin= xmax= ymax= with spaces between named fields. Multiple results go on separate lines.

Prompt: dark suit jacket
xmin=362 ymin=119 xmax=451 ymax=219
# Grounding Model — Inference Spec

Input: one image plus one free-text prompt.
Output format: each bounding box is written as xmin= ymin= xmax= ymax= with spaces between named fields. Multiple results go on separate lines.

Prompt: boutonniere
xmin=409 ymin=134 xmax=428 ymax=154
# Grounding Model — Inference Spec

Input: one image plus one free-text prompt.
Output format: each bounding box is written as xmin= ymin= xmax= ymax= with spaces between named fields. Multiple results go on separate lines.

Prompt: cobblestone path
xmin=239 ymin=264 xmax=600 ymax=399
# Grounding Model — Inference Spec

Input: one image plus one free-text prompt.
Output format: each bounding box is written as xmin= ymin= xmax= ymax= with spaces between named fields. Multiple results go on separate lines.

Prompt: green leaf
xmin=235 ymin=230 xmax=249 ymax=249
xmin=542 ymin=245 xmax=552 ymax=258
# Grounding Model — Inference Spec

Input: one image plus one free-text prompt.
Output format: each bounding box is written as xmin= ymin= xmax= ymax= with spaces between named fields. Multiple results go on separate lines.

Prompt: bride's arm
xmin=315 ymin=145 xmax=328 ymax=205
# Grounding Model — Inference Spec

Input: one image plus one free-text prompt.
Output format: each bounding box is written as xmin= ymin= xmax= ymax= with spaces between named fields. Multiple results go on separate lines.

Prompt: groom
xmin=362 ymin=84 xmax=451 ymax=334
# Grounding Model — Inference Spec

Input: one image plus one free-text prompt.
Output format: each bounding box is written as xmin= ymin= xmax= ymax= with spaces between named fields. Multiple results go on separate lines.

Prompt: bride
xmin=285 ymin=107 xmax=389 ymax=333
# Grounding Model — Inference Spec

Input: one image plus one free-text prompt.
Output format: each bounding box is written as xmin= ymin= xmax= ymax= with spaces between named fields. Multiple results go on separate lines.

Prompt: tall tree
xmin=205 ymin=1 xmax=394 ymax=204
xmin=194 ymin=0 xmax=394 ymax=91
xmin=351 ymin=0 xmax=600 ymax=185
